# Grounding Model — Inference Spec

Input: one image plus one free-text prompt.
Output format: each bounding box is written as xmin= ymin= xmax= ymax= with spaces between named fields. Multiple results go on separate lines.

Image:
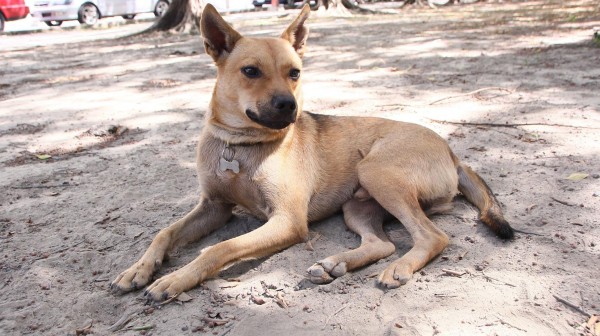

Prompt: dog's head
xmin=201 ymin=4 xmax=310 ymax=136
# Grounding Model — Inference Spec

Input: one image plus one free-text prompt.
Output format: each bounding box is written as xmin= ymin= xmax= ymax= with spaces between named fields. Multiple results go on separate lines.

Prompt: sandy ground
xmin=1 ymin=1 xmax=600 ymax=335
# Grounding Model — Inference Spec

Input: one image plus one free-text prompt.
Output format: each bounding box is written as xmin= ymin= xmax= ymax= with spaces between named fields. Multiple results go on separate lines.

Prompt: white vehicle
xmin=31 ymin=0 xmax=170 ymax=27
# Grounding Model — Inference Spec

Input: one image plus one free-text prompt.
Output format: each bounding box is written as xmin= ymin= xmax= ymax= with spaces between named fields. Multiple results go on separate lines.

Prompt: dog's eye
xmin=289 ymin=69 xmax=301 ymax=80
xmin=241 ymin=66 xmax=261 ymax=78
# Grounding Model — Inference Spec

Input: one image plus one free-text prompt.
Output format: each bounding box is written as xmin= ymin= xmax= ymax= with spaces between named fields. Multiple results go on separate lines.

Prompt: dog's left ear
xmin=200 ymin=4 xmax=242 ymax=62
xmin=281 ymin=5 xmax=310 ymax=58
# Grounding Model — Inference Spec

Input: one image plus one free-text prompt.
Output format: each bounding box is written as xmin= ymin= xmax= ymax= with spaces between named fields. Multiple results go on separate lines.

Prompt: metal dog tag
xmin=219 ymin=157 xmax=240 ymax=174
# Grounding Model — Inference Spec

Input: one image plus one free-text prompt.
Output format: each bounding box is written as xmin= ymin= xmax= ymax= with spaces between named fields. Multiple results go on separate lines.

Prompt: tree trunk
xmin=315 ymin=0 xmax=353 ymax=16
xmin=153 ymin=0 xmax=206 ymax=33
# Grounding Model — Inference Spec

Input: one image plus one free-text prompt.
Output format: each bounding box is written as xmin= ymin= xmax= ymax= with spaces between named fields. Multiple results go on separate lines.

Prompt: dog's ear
xmin=200 ymin=4 xmax=242 ymax=62
xmin=281 ymin=4 xmax=310 ymax=58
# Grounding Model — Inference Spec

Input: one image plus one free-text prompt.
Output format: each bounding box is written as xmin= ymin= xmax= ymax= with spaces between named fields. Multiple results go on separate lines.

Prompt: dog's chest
xmin=198 ymin=150 xmax=272 ymax=219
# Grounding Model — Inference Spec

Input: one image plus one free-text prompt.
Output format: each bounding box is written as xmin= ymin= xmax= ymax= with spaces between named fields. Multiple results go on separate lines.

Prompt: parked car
xmin=0 ymin=0 xmax=30 ymax=32
xmin=30 ymin=0 xmax=170 ymax=27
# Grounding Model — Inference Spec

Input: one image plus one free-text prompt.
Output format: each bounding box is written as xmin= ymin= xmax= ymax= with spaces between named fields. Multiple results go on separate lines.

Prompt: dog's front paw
xmin=110 ymin=259 xmax=159 ymax=294
xmin=376 ymin=263 xmax=412 ymax=289
xmin=144 ymin=268 xmax=198 ymax=302
xmin=307 ymin=258 xmax=347 ymax=284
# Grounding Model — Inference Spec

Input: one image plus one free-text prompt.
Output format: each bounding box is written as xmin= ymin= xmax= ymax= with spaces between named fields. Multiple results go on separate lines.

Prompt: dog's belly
xmin=307 ymin=178 xmax=358 ymax=222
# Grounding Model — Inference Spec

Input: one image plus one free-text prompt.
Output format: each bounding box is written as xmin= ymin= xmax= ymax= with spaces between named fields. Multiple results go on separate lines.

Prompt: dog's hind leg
xmin=110 ymin=196 xmax=232 ymax=294
xmin=307 ymin=189 xmax=396 ymax=284
xmin=357 ymin=165 xmax=450 ymax=289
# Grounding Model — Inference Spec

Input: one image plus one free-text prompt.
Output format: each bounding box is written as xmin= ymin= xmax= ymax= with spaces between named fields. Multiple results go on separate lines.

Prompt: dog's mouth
xmin=246 ymin=109 xmax=295 ymax=130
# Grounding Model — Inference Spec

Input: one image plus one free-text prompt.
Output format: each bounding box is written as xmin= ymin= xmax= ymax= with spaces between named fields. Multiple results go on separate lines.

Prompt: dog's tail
xmin=457 ymin=163 xmax=514 ymax=239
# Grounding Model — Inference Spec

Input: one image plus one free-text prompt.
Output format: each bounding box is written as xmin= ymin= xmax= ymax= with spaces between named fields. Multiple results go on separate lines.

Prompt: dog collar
xmin=219 ymin=143 xmax=240 ymax=174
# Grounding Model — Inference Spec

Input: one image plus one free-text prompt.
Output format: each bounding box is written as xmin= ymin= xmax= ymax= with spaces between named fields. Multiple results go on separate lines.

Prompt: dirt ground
xmin=1 ymin=0 xmax=599 ymax=335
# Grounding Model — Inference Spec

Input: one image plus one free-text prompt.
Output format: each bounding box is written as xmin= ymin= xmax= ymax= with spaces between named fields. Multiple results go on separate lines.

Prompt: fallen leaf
xmin=567 ymin=173 xmax=588 ymax=181
xmin=176 ymin=292 xmax=193 ymax=302
xmin=251 ymin=295 xmax=265 ymax=305
xmin=36 ymin=154 xmax=52 ymax=160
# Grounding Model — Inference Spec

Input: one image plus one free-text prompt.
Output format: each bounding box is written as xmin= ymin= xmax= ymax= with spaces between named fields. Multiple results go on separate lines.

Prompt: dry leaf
xmin=36 ymin=154 xmax=52 ymax=160
xmin=567 ymin=172 xmax=588 ymax=181
xmin=251 ymin=295 xmax=265 ymax=305
xmin=176 ymin=292 xmax=193 ymax=302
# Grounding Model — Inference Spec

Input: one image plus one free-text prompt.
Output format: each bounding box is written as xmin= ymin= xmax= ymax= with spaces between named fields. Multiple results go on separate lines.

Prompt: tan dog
xmin=111 ymin=4 xmax=514 ymax=301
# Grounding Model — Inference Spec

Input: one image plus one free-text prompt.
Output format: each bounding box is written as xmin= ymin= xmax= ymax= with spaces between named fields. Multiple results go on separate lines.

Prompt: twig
xmin=33 ymin=241 xmax=85 ymax=261
xmin=156 ymin=295 xmax=179 ymax=307
xmin=11 ymin=184 xmax=74 ymax=189
xmin=98 ymin=243 xmax=118 ymax=252
xmin=220 ymin=327 xmax=234 ymax=336
xmin=201 ymin=317 xmax=229 ymax=326
xmin=434 ymin=293 xmax=457 ymax=298
xmin=553 ymin=294 xmax=592 ymax=318
xmin=441 ymin=269 xmax=466 ymax=277
xmin=512 ymin=228 xmax=544 ymax=236
xmin=550 ymin=197 xmax=576 ymax=207
xmin=125 ymin=324 xmax=155 ymax=331
xmin=429 ymin=87 xmax=512 ymax=105
xmin=481 ymin=271 xmax=516 ymax=287
xmin=275 ymin=292 xmax=289 ymax=309
xmin=324 ymin=302 xmax=349 ymax=327
xmin=305 ymin=232 xmax=322 ymax=251
xmin=427 ymin=118 xmax=600 ymax=130
xmin=495 ymin=315 xmax=527 ymax=332
xmin=108 ymin=308 xmax=142 ymax=332
xmin=75 ymin=321 xmax=93 ymax=336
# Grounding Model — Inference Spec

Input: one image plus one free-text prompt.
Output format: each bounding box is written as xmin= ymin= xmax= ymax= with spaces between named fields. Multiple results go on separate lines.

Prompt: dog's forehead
xmin=229 ymin=37 xmax=302 ymax=68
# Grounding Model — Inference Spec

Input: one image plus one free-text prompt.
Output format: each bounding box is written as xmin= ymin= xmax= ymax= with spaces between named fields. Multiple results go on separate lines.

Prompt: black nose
xmin=271 ymin=95 xmax=297 ymax=114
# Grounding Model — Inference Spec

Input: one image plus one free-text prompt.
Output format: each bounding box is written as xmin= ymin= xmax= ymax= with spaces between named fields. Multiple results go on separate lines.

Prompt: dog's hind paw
xmin=376 ymin=263 xmax=412 ymax=289
xmin=307 ymin=259 xmax=347 ymax=284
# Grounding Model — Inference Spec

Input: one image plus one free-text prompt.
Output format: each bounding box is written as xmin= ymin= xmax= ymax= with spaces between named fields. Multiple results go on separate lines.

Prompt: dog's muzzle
xmin=246 ymin=95 xmax=298 ymax=130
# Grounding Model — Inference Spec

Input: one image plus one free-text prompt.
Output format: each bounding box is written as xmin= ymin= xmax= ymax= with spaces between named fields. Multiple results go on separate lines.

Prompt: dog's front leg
xmin=144 ymin=212 xmax=308 ymax=302
xmin=110 ymin=196 xmax=232 ymax=294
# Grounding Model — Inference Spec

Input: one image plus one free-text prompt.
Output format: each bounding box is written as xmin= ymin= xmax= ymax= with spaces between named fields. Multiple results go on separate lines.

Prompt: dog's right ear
xmin=281 ymin=4 xmax=310 ymax=58
xmin=200 ymin=4 xmax=242 ymax=62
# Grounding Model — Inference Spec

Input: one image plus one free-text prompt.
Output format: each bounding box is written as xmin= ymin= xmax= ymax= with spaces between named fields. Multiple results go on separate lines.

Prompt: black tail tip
xmin=482 ymin=211 xmax=515 ymax=240
xmin=496 ymin=224 xmax=515 ymax=240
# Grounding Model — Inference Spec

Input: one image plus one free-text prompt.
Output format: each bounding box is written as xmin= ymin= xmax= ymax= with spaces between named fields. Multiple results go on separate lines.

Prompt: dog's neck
xmin=204 ymin=113 xmax=293 ymax=146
